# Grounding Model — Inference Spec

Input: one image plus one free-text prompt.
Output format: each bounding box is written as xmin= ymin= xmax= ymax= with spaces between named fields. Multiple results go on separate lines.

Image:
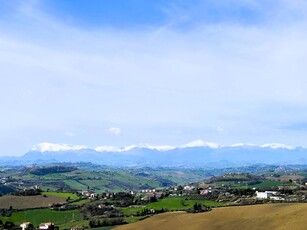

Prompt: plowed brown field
xmin=115 ymin=203 xmax=307 ymax=230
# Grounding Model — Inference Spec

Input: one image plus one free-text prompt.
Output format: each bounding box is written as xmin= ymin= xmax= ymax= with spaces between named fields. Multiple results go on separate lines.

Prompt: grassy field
xmin=0 ymin=209 xmax=82 ymax=227
xmin=115 ymin=203 xmax=307 ymax=230
xmin=121 ymin=197 xmax=225 ymax=215
xmin=42 ymin=192 xmax=79 ymax=200
xmin=0 ymin=195 xmax=65 ymax=209
xmin=246 ymin=180 xmax=290 ymax=189
xmin=64 ymin=179 xmax=89 ymax=190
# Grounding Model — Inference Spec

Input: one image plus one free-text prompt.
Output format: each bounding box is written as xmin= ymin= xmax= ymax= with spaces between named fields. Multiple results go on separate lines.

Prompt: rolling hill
xmin=115 ymin=203 xmax=307 ymax=230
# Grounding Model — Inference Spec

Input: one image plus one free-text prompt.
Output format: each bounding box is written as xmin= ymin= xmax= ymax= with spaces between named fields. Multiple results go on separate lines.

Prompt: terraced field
xmin=115 ymin=203 xmax=307 ymax=230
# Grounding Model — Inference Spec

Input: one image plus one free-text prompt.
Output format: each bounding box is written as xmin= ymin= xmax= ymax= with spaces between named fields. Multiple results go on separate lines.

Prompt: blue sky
xmin=1 ymin=0 xmax=307 ymax=155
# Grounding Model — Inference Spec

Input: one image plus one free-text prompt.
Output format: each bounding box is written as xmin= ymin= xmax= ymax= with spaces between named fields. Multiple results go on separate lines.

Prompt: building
xmin=256 ymin=191 xmax=278 ymax=199
xmin=39 ymin=222 xmax=54 ymax=230
xmin=20 ymin=222 xmax=33 ymax=230
xmin=200 ymin=190 xmax=209 ymax=195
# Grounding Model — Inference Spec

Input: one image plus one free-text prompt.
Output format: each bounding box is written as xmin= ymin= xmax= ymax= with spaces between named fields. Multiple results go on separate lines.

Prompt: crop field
xmin=121 ymin=197 xmax=225 ymax=215
xmin=41 ymin=192 xmax=79 ymax=200
xmin=0 ymin=195 xmax=65 ymax=209
xmin=0 ymin=209 xmax=82 ymax=227
xmin=115 ymin=203 xmax=307 ymax=230
xmin=64 ymin=179 xmax=89 ymax=190
xmin=246 ymin=180 xmax=289 ymax=189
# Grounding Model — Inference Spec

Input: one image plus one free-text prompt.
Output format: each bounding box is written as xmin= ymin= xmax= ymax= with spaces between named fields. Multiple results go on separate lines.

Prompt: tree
xmin=4 ymin=221 xmax=15 ymax=228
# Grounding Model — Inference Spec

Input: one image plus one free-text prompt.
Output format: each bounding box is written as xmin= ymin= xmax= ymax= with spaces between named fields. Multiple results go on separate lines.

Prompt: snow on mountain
xmin=6 ymin=140 xmax=307 ymax=166
xmin=31 ymin=141 xmax=299 ymax=153
xmin=32 ymin=143 xmax=87 ymax=152
xmin=181 ymin=140 xmax=220 ymax=149
xmin=94 ymin=146 xmax=120 ymax=152
xmin=260 ymin=143 xmax=295 ymax=150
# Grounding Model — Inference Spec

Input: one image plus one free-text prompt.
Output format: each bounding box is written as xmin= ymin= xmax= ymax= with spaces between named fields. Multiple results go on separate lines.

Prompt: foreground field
xmin=0 ymin=209 xmax=82 ymax=226
xmin=115 ymin=203 xmax=307 ymax=230
xmin=0 ymin=195 xmax=65 ymax=209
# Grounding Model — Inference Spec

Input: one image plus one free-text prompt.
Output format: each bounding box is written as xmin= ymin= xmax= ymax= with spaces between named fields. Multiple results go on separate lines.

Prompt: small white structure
xmin=39 ymin=222 xmax=54 ymax=230
xmin=20 ymin=222 xmax=32 ymax=230
xmin=256 ymin=191 xmax=278 ymax=199
xmin=183 ymin=185 xmax=194 ymax=191
xmin=90 ymin=193 xmax=96 ymax=199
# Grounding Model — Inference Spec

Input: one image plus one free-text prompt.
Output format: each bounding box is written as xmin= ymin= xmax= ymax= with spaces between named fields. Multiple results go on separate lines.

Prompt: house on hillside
xmin=255 ymin=191 xmax=282 ymax=200
xmin=39 ymin=222 xmax=54 ymax=230
xmin=20 ymin=222 xmax=33 ymax=230
xmin=81 ymin=190 xmax=96 ymax=198
xmin=81 ymin=190 xmax=90 ymax=196
xmin=200 ymin=189 xmax=209 ymax=195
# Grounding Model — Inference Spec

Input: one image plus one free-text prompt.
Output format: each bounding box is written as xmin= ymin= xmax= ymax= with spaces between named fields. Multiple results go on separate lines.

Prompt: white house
xmin=39 ymin=222 xmax=54 ymax=230
xmin=20 ymin=222 xmax=32 ymax=230
xmin=256 ymin=191 xmax=278 ymax=199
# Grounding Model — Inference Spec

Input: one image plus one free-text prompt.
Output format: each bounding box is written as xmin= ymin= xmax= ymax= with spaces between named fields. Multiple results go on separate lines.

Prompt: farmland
xmin=0 ymin=164 xmax=306 ymax=229
xmin=42 ymin=191 xmax=79 ymax=200
xmin=0 ymin=195 xmax=65 ymax=209
xmin=0 ymin=209 xmax=82 ymax=227
xmin=115 ymin=203 xmax=307 ymax=230
xmin=121 ymin=196 xmax=227 ymax=216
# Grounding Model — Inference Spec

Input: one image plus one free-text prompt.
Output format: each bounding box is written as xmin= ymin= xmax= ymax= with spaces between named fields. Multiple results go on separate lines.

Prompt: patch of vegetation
xmin=0 ymin=209 xmax=81 ymax=226
xmin=42 ymin=192 xmax=78 ymax=200
xmin=30 ymin=166 xmax=77 ymax=176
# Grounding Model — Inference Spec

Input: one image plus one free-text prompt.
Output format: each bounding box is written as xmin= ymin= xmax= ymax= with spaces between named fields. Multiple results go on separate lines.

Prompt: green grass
xmin=72 ymin=199 xmax=91 ymax=205
xmin=0 ymin=209 xmax=81 ymax=227
xmin=89 ymin=227 xmax=114 ymax=230
xmin=42 ymin=192 xmax=79 ymax=200
xmin=64 ymin=179 xmax=89 ymax=190
xmin=124 ymin=216 xmax=146 ymax=223
xmin=58 ymin=220 xmax=89 ymax=229
xmin=121 ymin=197 xmax=226 ymax=216
xmin=121 ymin=207 xmax=144 ymax=216
xmin=246 ymin=181 xmax=289 ymax=189
xmin=146 ymin=197 xmax=224 ymax=210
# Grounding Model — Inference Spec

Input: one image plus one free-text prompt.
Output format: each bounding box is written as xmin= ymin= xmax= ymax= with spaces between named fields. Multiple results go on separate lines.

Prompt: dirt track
xmin=115 ymin=203 xmax=307 ymax=230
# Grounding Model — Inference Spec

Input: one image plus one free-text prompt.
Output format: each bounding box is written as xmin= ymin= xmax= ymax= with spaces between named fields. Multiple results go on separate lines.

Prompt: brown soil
xmin=0 ymin=195 xmax=65 ymax=209
xmin=115 ymin=203 xmax=307 ymax=230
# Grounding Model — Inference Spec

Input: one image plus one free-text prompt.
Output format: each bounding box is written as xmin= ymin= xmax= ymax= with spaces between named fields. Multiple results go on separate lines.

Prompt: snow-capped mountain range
xmin=31 ymin=140 xmax=297 ymax=153
xmin=1 ymin=140 xmax=306 ymax=167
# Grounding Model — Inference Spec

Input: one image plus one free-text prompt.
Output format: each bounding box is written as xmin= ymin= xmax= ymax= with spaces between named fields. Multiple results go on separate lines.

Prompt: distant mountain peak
xmin=181 ymin=140 xmax=220 ymax=149
xmin=260 ymin=143 xmax=295 ymax=150
xmin=32 ymin=143 xmax=87 ymax=152
xmin=31 ymin=140 xmax=299 ymax=154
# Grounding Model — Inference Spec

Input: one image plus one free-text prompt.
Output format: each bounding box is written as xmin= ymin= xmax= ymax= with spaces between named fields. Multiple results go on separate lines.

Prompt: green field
xmin=64 ymin=179 xmax=89 ymax=190
xmin=42 ymin=192 xmax=79 ymax=200
xmin=0 ymin=209 xmax=82 ymax=227
xmin=246 ymin=181 xmax=291 ymax=189
xmin=72 ymin=198 xmax=91 ymax=205
xmin=121 ymin=197 xmax=225 ymax=215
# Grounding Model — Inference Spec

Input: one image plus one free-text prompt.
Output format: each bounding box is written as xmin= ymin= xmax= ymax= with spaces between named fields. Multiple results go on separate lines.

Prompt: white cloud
xmin=108 ymin=127 xmax=121 ymax=136
xmin=1 ymin=1 xmax=307 ymax=155
xmin=32 ymin=143 xmax=87 ymax=152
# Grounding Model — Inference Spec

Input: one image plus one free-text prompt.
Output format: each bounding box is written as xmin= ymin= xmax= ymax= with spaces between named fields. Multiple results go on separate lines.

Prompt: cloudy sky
xmin=1 ymin=0 xmax=307 ymax=155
